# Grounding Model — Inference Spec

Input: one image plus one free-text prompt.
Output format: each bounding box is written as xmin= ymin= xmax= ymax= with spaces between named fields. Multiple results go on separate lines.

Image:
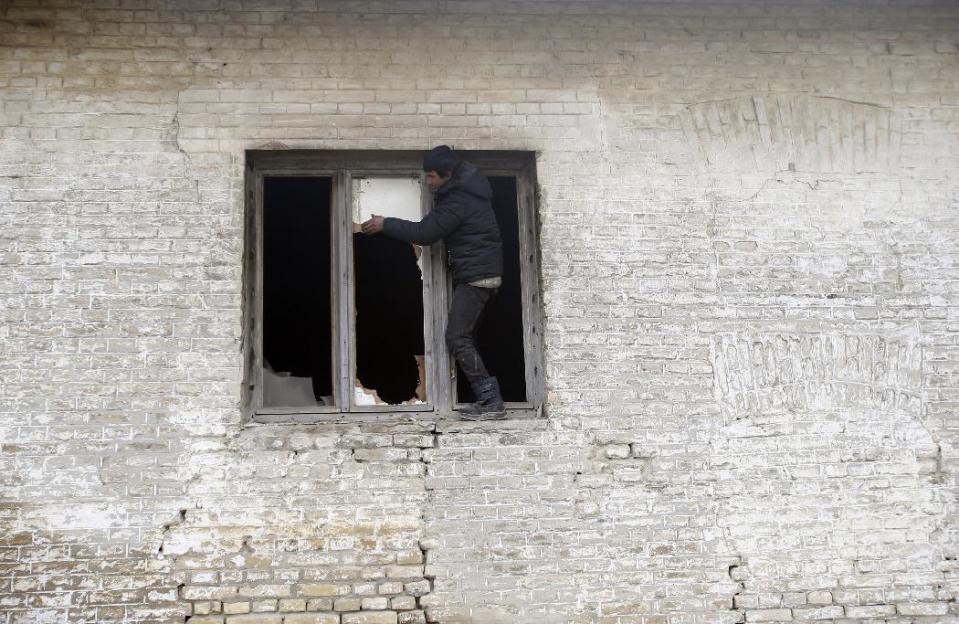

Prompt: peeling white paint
xmin=352 ymin=177 xmax=423 ymax=225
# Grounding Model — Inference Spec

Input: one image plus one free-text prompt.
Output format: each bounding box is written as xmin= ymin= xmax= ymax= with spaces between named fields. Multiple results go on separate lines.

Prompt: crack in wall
xmin=168 ymin=94 xmax=202 ymax=207
xmin=156 ymin=508 xmax=188 ymax=560
xmin=418 ymin=427 xmax=441 ymax=623
xmin=170 ymin=110 xmax=187 ymax=158
xmin=728 ymin=558 xmax=746 ymax=623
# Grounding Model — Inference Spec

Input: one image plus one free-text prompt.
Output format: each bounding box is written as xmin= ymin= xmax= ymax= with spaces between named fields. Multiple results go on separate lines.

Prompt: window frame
xmin=242 ymin=150 xmax=544 ymax=423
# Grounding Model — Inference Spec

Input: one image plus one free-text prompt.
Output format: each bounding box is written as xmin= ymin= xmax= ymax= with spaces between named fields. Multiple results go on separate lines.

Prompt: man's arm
xmin=363 ymin=202 xmax=462 ymax=245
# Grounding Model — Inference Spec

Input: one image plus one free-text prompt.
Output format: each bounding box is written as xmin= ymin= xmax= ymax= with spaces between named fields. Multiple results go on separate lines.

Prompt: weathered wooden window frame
xmin=242 ymin=150 xmax=544 ymax=423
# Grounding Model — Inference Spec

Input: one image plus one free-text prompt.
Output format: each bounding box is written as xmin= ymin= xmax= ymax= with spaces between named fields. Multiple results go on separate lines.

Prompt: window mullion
xmin=334 ymin=170 xmax=354 ymax=411
xmin=252 ymin=168 xmax=265 ymax=415
xmin=418 ymin=175 xmax=439 ymax=411
xmin=424 ymin=193 xmax=453 ymax=415
xmin=517 ymin=170 xmax=544 ymax=408
xmin=433 ymin=265 xmax=453 ymax=415
xmin=413 ymin=181 xmax=442 ymax=413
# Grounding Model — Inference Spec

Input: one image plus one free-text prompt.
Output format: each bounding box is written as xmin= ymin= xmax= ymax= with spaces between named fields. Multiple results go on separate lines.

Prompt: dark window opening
xmin=353 ymin=233 xmax=426 ymax=405
xmin=456 ymin=176 xmax=528 ymax=404
xmin=262 ymin=177 xmax=333 ymax=407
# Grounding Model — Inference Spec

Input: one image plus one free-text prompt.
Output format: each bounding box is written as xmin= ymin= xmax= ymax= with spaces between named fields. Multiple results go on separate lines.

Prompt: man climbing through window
xmin=361 ymin=146 xmax=506 ymax=417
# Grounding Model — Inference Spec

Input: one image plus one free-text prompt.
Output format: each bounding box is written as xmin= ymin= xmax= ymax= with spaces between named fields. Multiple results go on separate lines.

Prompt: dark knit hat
xmin=422 ymin=145 xmax=460 ymax=175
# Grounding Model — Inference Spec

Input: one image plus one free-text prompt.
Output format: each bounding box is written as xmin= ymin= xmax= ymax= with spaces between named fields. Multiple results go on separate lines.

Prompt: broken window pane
xmin=351 ymin=177 xmax=428 ymax=406
xmin=262 ymin=177 xmax=334 ymax=408
xmin=457 ymin=176 xmax=528 ymax=404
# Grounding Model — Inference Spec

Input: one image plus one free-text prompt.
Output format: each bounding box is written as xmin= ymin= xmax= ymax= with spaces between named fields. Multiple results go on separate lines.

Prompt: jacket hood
xmin=436 ymin=161 xmax=492 ymax=201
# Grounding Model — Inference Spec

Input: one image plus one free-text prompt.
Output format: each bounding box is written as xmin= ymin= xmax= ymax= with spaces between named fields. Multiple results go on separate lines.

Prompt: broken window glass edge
xmin=350 ymin=176 xmax=430 ymax=408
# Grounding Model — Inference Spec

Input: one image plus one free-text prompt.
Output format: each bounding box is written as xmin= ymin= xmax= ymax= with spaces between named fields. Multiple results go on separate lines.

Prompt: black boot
xmin=460 ymin=376 xmax=506 ymax=419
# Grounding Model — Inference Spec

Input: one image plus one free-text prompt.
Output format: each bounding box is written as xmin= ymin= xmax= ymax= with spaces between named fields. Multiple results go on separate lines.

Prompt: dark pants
xmin=445 ymin=284 xmax=497 ymax=387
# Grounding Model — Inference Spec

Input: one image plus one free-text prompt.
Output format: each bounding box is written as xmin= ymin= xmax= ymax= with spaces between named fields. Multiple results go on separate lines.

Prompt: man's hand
xmin=361 ymin=215 xmax=385 ymax=235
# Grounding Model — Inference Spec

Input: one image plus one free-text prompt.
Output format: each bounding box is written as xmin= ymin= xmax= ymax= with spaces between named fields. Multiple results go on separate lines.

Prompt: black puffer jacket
xmin=382 ymin=162 xmax=503 ymax=285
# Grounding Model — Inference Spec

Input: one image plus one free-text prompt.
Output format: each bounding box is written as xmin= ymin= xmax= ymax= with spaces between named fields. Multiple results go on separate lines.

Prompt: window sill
xmin=248 ymin=404 xmax=543 ymax=429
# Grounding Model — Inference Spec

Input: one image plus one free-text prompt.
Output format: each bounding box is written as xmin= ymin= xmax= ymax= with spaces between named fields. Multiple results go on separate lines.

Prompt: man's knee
xmin=445 ymin=324 xmax=467 ymax=354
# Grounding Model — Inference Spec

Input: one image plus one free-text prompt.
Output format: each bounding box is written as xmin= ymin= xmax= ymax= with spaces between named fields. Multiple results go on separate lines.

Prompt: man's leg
xmin=446 ymin=284 xmax=504 ymax=415
xmin=446 ymin=284 xmax=506 ymax=417
xmin=445 ymin=284 xmax=494 ymax=385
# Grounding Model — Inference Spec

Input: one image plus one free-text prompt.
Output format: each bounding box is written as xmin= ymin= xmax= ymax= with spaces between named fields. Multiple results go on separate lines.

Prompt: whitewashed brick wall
xmin=1 ymin=1 xmax=957 ymax=623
